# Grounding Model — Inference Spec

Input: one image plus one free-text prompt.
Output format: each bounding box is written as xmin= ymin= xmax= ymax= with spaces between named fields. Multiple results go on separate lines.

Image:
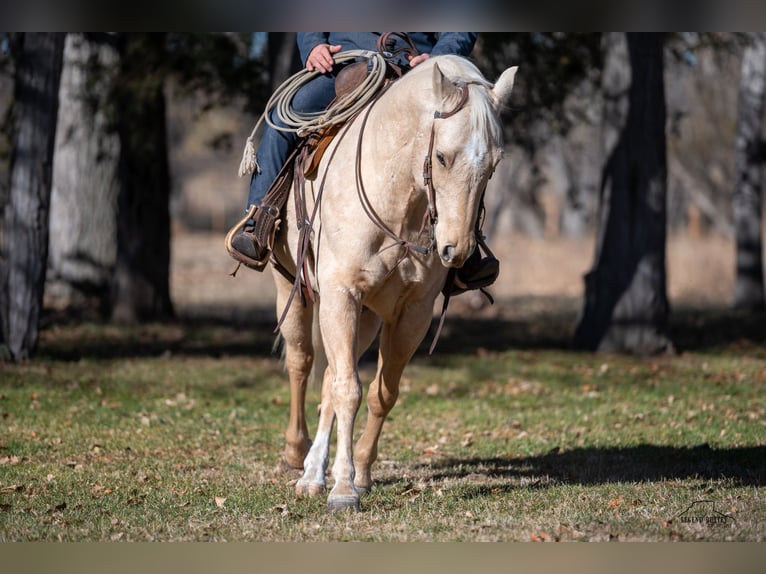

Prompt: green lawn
xmin=1 ymin=307 xmax=764 ymax=541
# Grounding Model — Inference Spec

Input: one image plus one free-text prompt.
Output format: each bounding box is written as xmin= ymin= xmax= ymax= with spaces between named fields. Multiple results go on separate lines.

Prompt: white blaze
xmin=465 ymin=131 xmax=487 ymax=169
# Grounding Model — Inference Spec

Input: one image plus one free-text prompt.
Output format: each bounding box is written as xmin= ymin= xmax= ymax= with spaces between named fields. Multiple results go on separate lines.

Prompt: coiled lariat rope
xmin=238 ymin=49 xmax=389 ymax=178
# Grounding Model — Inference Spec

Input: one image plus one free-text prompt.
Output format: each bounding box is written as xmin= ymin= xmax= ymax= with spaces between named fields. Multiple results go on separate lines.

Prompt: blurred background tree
xmin=733 ymin=32 xmax=766 ymax=311
xmin=0 ymin=33 xmax=65 ymax=361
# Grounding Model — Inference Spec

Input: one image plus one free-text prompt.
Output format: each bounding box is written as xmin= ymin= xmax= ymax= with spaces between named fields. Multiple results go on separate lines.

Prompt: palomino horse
xmin=270 ymin=55 xmax=517 ymax=511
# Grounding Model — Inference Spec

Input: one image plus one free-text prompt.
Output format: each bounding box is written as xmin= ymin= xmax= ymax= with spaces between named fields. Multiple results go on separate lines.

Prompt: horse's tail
xmin=310 ymin=301 xmax=327 ymax=390
xmin=272 ymin=332 xmax=285 ymax=363
xmin=272 ymin=303 xmax=325 ymax=390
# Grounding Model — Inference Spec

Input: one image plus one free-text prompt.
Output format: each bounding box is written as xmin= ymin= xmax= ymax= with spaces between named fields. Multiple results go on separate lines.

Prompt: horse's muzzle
xmin=440 ymin=244 xmax=470 ymax=268
xmin=440 ymin=244 xmax=456 ymax=265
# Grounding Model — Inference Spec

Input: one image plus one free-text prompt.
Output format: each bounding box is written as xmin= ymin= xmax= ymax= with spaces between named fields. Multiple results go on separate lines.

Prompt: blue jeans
xmin=247 ymin=72 xmax=339 ymax=209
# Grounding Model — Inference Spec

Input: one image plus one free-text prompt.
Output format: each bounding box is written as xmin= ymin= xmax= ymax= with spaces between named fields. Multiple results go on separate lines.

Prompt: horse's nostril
xmin=441 ymin=245 xmax=455 ymax=263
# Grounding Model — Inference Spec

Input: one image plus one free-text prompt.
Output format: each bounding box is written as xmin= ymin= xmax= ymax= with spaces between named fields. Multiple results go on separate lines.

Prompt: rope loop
xmin=238 ymin=50 xmax=389 ymax=177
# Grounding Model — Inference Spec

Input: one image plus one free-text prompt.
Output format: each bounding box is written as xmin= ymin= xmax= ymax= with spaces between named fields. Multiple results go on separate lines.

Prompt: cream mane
xmin=402 ymin=54 xmax=504 ymax=151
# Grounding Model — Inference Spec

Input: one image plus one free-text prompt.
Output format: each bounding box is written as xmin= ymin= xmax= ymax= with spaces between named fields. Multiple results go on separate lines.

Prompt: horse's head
xmin=424 ymin=57 xmax=517 ymax=268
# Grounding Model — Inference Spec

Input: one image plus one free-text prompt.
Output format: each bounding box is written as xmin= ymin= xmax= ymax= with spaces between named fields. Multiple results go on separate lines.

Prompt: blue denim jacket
xmin=297 ymin=33 xmax=477 ymax=68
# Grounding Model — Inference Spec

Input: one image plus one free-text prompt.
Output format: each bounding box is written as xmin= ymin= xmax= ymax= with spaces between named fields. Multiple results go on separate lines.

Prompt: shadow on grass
xmin=37 ymin=306 xmax=280 ymax=361
xmin=428 ymin=303 xmax=766 ymax=356
xmin=36 ymin=298 xmax=766 ymax=361
xmin=424 ymin=444 xmax=766 ymax=489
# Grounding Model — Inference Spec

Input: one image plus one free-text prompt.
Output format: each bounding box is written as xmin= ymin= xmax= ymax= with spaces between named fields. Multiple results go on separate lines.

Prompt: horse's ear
xmin=432 ymin=62 xmax=460 ymax=105
xmin=491 ymin=66 xmax=518 ymax=107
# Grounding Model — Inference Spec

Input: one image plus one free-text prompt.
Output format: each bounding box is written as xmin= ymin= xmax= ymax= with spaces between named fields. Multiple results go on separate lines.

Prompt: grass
xmin=1 ymin=302 xmax=765 ymax=541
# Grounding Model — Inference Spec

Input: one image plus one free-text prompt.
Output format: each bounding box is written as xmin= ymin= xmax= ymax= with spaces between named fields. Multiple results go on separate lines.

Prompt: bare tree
xmin=110 ymin=34 xmax=174 ymax=323
xmin=733 ymin=32 xmax=766 ymax=310
xmin=0 ymin=33 xmax=65 ymax=360
xmin=47 ymin=33 xmax=120 ymax=314
xmin=268 ymin=33 xmax=300 ymax=90
xmin=573 ymin=33 xmax=672 ymax=354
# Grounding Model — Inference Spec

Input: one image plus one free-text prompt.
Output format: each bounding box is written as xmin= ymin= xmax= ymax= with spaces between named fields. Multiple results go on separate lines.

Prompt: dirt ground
xmin=170 ymin=229 xmax=737 ymax=320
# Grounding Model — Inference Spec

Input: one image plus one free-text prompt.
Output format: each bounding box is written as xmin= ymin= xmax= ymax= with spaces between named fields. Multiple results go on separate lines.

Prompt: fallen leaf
xmin=1 ymin=484 xmax=23 ymax=493
xmin=214 ymin=496 xmax=227 ymax=508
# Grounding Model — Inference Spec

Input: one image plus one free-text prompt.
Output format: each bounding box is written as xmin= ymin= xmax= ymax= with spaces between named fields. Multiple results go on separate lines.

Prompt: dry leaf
xmin=214 ymin=496 xmax=227 ymax=508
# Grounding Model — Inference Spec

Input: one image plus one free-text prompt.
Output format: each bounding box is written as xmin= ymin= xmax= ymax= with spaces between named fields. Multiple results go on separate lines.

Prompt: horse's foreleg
xmin=353 ymin=303 xmax=433 ymax=493
xmin=318 ymin=289 xmax=363 ymax=512
xmin=297 ymin=306 xmax=381 ymax=498
xmin=274 ymin=274 xmax=314 ymax=470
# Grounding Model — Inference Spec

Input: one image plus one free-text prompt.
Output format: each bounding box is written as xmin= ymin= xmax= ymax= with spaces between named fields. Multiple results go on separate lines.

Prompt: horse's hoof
xmin=354 ymin=484 xmax=371 ymax=496
xmin=327 ymin=494 xmax=361 ymax=513
xmin=275 ymin=458 xmax=302 ymax=474
xmin=295 ymin=480 xmax=325 ymax=497
xmin=283 ymin=439 xmax=312 ymax=470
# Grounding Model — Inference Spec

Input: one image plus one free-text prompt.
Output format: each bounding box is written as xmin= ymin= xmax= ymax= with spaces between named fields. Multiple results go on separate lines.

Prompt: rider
xmin=230 ymin=32 xmax=478 ymax=263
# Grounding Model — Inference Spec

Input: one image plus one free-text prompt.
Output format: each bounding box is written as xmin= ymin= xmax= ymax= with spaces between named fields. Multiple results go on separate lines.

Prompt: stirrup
xmin=225 ymin=205 xmax=279 ymax=272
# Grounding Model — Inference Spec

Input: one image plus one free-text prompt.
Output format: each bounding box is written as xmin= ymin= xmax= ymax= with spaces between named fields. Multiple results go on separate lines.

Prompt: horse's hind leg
xmin=353 ymin=302 xmax=434 ymax=493
xmin=296 ymin=364 xmax=333 ymax=495
xmin=273 ymin=272 xmax=314 ymax=470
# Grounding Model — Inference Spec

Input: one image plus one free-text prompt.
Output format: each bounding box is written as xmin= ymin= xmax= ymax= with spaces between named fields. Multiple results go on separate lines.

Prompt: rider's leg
xmin=231 ymin=74 xmax=339 ymax=263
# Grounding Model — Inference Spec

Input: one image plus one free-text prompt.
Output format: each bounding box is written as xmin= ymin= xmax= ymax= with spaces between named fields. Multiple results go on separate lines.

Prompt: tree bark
xmin=111 ymin=33 xmax=174 ymax=323
xmin=573 ymin=33 xmax=672 ymax=354
xmin=0 ymin=33 xmax=65 ymax=360
xmin=47 ymin=33 xmax=120 ymax=313
xmin=733 ymin=32 xmax=766 ymax=310
xmin=268 ymin=33 xmax=300 ymax=91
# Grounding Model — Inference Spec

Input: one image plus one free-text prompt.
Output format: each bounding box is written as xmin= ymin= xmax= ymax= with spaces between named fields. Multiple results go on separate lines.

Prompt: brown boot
xmin=231 ymin=225 xmax=264 ymax=261
xmin=452 ymin=248 xmax=499 ymax=295
xmin=225 ymin=205 xmax=277 ymax=272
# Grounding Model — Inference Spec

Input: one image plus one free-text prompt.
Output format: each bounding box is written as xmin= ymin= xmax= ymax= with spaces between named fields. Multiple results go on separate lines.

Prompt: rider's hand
xmin=407 ymin=53 xmax=431 ymax=67
xmin=306 ymin=44 xmax=343 ymax=73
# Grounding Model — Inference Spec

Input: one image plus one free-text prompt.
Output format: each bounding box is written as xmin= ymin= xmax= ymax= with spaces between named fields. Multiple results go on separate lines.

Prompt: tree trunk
xmin=573 ymin=33 xmax=672 ymax=354
xmin=47 ymin=33 xmax=120 ymax=314
xmin=0 ymin=33 xmax=65 ymax=360
xmin=733 ymin=32 xmax=766 ymax=310
xmin=111 ymin=33 xmax=174 ymax=323
xmin=268 ymin=33 xmax=300 ymax=91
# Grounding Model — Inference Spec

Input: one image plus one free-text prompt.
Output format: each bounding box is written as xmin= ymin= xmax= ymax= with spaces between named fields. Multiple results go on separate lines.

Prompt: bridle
xmin=354 ymin=78 xmax=482 ymax=260
xmin=421 ymin=81 xmax=481 ymax=248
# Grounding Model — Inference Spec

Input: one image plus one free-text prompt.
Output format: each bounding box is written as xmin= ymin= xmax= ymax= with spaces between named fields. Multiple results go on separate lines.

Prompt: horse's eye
xmin=436 ymin=152 xmax=446 ymax=167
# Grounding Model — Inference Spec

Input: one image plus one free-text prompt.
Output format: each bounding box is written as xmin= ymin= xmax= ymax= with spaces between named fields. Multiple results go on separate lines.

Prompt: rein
xmin=354 ymin=80 xmax=479 ymax=259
